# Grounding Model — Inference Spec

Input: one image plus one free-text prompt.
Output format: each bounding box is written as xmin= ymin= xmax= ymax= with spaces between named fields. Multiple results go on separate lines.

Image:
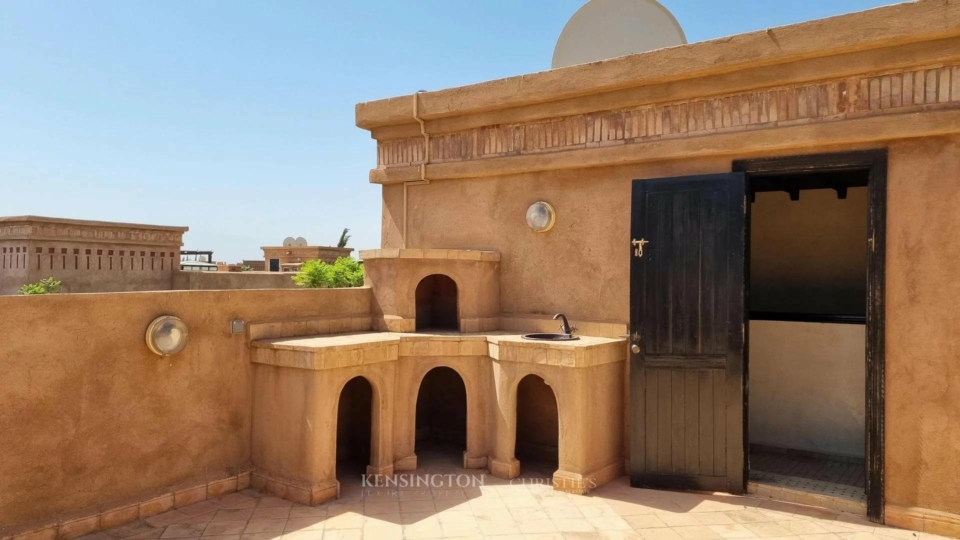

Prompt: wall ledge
xmin=886 ymin=504 xmax=960 ymax=538
xmin=2 ymin=471 xmax=251 ymax=540
xmin=359 ymin=248 xmax=500 ymax=262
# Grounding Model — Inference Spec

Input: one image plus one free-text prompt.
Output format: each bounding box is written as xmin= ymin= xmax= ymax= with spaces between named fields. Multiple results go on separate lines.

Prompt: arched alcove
xmin=415 ymin=274 xmax=459 ymax=331
xmin=336 ymin=376 xmax=373 ymax=480
xmin=515 ymin=374 xmax=560 ymax=476
xmin=415 ymin=367 xmax=468 ymax=466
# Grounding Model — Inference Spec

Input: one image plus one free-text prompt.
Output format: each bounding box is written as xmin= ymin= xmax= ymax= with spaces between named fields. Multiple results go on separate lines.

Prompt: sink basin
xmin=522 ymin=333 xmax=580 ymax=341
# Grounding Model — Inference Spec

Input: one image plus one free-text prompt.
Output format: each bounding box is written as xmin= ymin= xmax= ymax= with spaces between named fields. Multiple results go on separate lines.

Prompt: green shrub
xmin=292 ymin=257 xmax=363 ymax=289
xmin=239 ymin=265 xmax=253 ymax=272
xmin=18 ymin=277 xmax=62 ymax=295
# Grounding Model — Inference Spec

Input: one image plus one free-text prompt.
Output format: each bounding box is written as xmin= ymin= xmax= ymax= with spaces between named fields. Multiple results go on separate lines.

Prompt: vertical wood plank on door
xmin=699 ymin=370 xmax=715 ymax=474
xmin=714 ymin=370 xmax=727 ymax=477
xmin=645 ymin=365 xmax=658 ymax=472
xmin=685 ymin=371 xmax=700 ymax=475
xmin=672 ymin=371 xmax=685 ymax=473
xmin=657 ymin=370 xmax=672 ymax=472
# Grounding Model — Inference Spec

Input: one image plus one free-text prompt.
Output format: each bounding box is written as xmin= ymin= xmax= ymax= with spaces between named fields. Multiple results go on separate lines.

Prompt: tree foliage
xmin=18 ymin=277 xmax=62 ymax=295
xmin=337 ymin=228 xmax=351 ymax=248
xmin=292 ymin=257 xmax=363 ymax=288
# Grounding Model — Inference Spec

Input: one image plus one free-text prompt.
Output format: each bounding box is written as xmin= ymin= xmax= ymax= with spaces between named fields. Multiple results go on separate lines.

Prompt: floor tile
xmin=707 ymin=524 xmax=759 ymax=539
xmin=517 ymin=519 xmax=559 ymax=534
xmin=624 ymin=515 xmax=670 ymax=529
xmin=202 ymin=522 xmax=247 ymax=537
xmin=672 ymin=525 xmax=723 ymax=540
xmin=250 ymin=508 xmax=290 ymax=521
xmin=694 ymin=513 xmax=736 ymax=526
xmin=742 ymin=522 xmax=796 ymax=538
xmin=211 ymin=510 xmax=255 ymax=524
xmin=552 ymin=518 xmax=594 ymax=533
xmin=284 ymin=517 xmax=325 ymax=532
xmin=161 ymin=523 xmax=207 ymax=539
xmin=242 ymin=521 xmax=286 ymax=534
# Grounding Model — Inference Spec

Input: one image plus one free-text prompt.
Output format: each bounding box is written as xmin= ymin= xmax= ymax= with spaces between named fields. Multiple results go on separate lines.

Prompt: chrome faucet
xmin=553 ymin=313 xmax=577 ymax=336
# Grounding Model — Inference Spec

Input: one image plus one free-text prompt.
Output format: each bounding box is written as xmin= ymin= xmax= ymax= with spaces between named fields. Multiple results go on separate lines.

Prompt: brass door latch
xmin=632 ymin=238 xmax=649 ymax=258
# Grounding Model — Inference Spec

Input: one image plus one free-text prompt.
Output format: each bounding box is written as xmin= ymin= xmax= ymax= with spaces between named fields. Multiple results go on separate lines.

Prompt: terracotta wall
xmin=382 ymin=156 xmax=732 ymax=323
xmin=885 ymin=135 xmax=960 ymax=515
xmin=0 ymin=241 xmax=179 ymax=295
xmin=171 ymin=270 xmax=299 ymax=290
xmin=0 ymin=287 xmax=370 ymax=533
xmin=383 ymin=134 xmax=960 ymax=514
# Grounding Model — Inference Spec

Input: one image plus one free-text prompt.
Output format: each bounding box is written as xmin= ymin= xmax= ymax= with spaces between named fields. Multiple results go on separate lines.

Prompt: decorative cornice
xmin=357 ymin=1 xmax=960 ymax=129
xmin=0 ymin=217 xmax=187 ymax=247
xmin=359 ymin=248 xmax=500 ymax=262
xmin=376 ymin=63 xmax=960 ymax=173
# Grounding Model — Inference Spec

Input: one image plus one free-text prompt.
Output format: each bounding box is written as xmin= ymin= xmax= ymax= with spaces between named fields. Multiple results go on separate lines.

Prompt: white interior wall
xmin=749 ymin=320 xmax=865 ymax=457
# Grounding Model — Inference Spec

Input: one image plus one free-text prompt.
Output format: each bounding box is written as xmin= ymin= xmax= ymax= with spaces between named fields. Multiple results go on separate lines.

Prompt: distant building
xmin=261 ymin=245 xmax=353 ymax=272
xmin=180 ymin=250 xmax=217 ymax=272
xmin=0 ymin=216 xmax=187 ymax=294
xmin=242 ymin=259 xmax=265 ymax=271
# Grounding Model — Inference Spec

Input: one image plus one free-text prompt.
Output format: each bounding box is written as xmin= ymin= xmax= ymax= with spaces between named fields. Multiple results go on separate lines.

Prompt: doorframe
xmin=732 ymin=149 xmax=886 ymax=523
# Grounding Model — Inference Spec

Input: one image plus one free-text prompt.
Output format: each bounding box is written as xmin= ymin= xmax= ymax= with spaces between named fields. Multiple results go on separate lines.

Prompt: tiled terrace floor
xmin=76 ymin=448 xmax=943 ymax=540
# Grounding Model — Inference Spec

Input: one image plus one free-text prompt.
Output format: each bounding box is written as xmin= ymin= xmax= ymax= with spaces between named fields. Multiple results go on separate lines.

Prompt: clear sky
xmin=1 ymin=0 xmax=896 ymax=262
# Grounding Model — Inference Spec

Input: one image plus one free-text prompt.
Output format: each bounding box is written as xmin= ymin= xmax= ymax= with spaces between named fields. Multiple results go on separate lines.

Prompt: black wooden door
xmin=629 ymin=173 xmax=747 ymax=493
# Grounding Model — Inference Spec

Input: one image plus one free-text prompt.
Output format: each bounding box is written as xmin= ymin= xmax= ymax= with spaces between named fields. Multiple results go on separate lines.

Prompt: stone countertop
xmin=251 ymin=331 xmax=626 ymax=371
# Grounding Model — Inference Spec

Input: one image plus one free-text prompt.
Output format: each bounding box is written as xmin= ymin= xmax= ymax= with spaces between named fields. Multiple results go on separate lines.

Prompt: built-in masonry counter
xmin=248 ymin=327 xmax=626 ymax=506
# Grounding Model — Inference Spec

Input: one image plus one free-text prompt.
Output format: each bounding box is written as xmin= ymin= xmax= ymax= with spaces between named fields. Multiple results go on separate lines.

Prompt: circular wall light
xmin=145 ymin=315 xmax=189 ymax=356
xmin=525 ymin=201 xmax=556 ymax=233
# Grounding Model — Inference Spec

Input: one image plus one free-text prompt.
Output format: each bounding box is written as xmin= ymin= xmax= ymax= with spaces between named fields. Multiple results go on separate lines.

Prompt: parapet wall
xmin=0 ymin=287 xmax=370 ymax=534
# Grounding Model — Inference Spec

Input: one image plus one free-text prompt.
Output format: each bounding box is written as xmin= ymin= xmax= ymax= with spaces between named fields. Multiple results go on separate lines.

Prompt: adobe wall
xmin=377 ymin=134 xmax=960 ymax=518
xmin=884 ymin=136 xmax=960 ymax=517
xmin=0 ymin=287 xmax=370 ymax=533
xmin=0 ymin=217 xmax=187 ymax=295
xmin=171 ymin=270 xmax=299 ymax=290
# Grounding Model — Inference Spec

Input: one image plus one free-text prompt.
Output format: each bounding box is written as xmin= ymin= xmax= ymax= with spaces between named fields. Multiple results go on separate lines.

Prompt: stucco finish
xmin=171 ymin=270 xmax=298 ymax=290
xmin=885 ymin=136 xmax=960 ymax=516
xmin=749 ymin=321 xmax=866 ymax=457
xmin=0 ymin=287 xmax=370 ymax=532
xmin=250 ymin=331 xmax=626 ymax=500
xmin=0 ymin=217 xmax=187 ymax=295
xmin=361 ymin=250 xmax=500 ymax=332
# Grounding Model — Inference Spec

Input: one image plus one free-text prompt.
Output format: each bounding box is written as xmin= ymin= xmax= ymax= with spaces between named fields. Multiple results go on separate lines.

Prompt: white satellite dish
xmin=552 ymin=0 xmax=687 ymax=69
xmin=294 ymin=237 xmax=308 ymax=247
xmin=282 ymin=237 xmax=296 ymax=247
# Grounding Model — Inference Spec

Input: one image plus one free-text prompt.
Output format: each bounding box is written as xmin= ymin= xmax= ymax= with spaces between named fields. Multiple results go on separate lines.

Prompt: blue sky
xmin=1 ymin=0 xmax=896 ymax=262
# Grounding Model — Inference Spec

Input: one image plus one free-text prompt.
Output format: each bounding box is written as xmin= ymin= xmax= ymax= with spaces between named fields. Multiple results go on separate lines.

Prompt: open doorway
xmin=336 ymin=377 xmax=373 ymax=482
xmin=415 ymin=367 xmax=467 ymax=470
xmin=415 ymin=274 xmax=459 ymax=331
xmin=735 ymin=151 xmax=887 ymax=518
xmin=515 ymin=375 xmax=559 ymax=480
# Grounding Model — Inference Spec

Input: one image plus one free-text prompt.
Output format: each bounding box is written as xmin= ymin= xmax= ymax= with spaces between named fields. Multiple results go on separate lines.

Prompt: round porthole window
xmin=145 ymin=315 xmax=189 ymax=356
xmin=525 ymin=201 xmax=556 ymax=233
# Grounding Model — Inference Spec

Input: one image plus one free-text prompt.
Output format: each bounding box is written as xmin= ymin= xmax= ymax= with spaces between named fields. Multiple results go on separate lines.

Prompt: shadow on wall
xmin=415 ymin=274 xmax=458 ymax=331
xmin=516 ymin=374 xmax=559 ymax=474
